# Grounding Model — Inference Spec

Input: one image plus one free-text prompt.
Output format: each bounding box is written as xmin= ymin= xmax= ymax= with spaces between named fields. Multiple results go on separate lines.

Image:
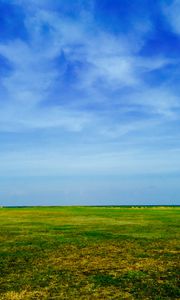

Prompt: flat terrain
xmin=0 ymin=206 xmax=179 ymax=299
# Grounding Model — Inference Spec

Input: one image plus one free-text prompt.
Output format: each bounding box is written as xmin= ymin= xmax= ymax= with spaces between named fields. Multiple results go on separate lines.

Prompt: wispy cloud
xmin=162 ymin=0 xmax=180 ymax=35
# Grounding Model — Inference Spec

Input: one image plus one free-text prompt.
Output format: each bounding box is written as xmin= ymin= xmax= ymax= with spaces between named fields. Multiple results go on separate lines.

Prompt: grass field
xmin=0 ymin=206 xmax=179 ymax=299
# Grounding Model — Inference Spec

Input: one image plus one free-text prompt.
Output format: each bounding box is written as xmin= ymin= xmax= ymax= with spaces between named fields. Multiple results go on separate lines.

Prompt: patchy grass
xmin=0 ymin=206 xmax=179 ymax=299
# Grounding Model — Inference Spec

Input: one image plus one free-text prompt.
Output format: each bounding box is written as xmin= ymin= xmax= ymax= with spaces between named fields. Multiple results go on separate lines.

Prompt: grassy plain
xmin=0 ymin=206 xmax=179 ymax=299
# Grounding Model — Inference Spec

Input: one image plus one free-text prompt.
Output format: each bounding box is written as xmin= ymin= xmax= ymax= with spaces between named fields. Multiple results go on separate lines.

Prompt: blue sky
xmin=0 ymin=0 xmax=180 ymax=206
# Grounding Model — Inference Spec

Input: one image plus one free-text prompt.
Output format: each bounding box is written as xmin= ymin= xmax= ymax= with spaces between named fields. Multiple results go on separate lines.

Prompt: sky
xmin=0 ymin=0 xmax=180 ymax=206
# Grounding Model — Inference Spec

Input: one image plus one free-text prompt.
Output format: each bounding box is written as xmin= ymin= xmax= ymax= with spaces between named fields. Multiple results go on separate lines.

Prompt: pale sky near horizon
xmin=0 ymin=0 xmax=180 ymax=206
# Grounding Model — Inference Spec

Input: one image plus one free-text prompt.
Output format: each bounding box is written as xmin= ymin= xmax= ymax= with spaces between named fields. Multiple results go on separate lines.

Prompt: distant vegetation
xmin=0 ymin=206 xmax=179 ymax=299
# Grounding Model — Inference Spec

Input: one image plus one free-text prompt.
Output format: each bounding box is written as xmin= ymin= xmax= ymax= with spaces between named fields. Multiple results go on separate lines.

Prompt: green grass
xmin=0 ymin=206 xmax=179 ymax=299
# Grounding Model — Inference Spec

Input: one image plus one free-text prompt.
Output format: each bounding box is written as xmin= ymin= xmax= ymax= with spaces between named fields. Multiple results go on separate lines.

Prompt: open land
xmin=0 ymin=206 xmax=179 ymax=299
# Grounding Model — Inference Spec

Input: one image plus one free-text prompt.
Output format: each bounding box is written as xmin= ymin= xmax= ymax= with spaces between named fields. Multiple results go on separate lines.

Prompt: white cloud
xmin=0 ymin=0 xmax=178 ymax=137
xmin=128 ymin=87 xmax=180 ymax=119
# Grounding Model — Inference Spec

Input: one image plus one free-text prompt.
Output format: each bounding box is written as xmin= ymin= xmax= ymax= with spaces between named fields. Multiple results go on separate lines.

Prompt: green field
xmin=0 ymin=206 xmax=179 ymax=299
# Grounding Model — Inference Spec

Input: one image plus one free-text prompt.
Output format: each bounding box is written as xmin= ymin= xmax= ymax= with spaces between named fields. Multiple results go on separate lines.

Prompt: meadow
xmin=0 ymin=206 xmax=179 ymax=299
